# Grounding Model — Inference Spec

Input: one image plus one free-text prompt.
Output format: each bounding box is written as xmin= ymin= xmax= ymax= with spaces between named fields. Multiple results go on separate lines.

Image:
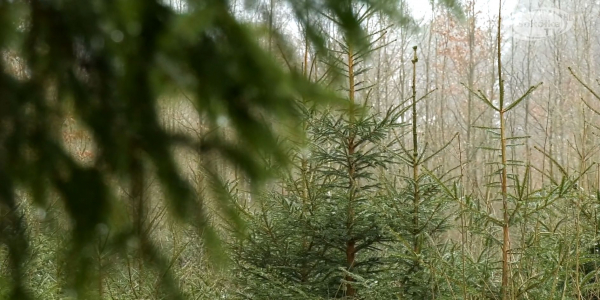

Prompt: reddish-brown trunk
xmin=345 ymin=239 xmax=356 ymax=297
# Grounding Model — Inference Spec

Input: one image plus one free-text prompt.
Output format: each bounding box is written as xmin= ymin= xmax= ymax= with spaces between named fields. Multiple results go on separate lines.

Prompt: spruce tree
xmin=234 ymin=8 xmax=407 ymax=297
xmin=377 ymin=46 xmax=455 ymax=299
xmin=234 ymin=101 xmax=407 ymax=299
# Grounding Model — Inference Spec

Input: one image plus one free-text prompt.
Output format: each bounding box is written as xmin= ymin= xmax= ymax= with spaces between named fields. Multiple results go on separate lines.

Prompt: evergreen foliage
xmin=234 ymin=102 xmax=406 ymax=298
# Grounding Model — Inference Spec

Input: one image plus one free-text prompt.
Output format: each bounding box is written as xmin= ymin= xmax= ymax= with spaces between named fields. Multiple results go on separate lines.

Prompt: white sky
xmin=407 ymin=0 xmax=520 ymax=22
xmin=166 ymin=0 xmax=524 ymax=24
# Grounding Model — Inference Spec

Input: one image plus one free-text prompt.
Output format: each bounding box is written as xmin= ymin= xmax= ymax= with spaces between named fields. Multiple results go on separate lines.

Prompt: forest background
xmin=2 ymin=0 xmax=600 ymax=299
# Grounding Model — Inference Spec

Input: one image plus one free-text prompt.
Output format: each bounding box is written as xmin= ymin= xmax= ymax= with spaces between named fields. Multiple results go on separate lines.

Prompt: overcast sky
xmin=407 ymin=0 xmax=520 ymax=22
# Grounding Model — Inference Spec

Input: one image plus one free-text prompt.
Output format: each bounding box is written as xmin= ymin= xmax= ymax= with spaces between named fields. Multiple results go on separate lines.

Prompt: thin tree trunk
xmin=345 ymin=42 xmax=357 ymax=298
xmin=496 ymin=3 xmax=511 ymax=298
